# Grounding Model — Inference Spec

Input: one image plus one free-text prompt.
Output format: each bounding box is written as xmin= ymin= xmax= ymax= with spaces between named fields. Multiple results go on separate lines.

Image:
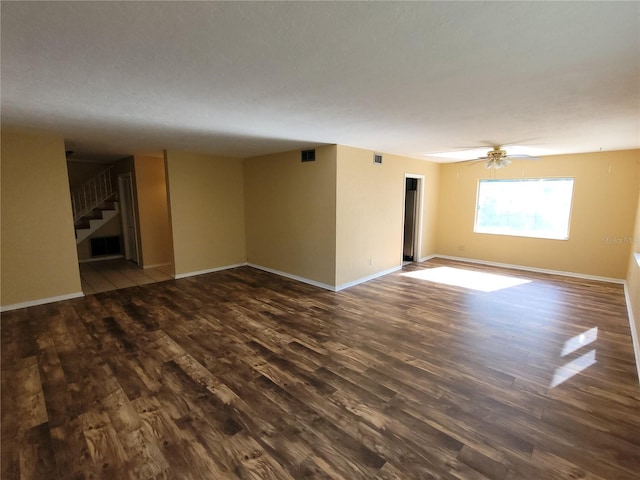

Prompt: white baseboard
xmin=335 ymin=265 xmax=403 ymax=291
xmin=433 ymin=255 xmax=625 ymax=284
xmin=172 ymin=262 xmax=246 ymax=280
xmin=79 ymin=255 xmax=124 ymax=263
xmin=143 ymin=262 xmax=172 ymax=270
xmin=247 ymin=263 xmax=405 ymax=292
xmin=418 ymin=254 xmax=437 ymax=263
xmin=1 ymin=291 xmax=85 ymax=313
xmin=623 ymin=282 xmax=640 ymax=383
xmin=246 ymin=263 xmax=336 ymax=291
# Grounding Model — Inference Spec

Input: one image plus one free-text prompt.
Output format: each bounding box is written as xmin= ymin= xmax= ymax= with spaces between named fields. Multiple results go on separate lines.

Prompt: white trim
xmin=1 ymin=292 xmax=84 ymax=312
xmin=118 ymin=173 xmax=139 ymax=264
xmin=247 ymin=263 xmax=336 ymax=291
xmin=335 ymin=265 xmax=402 ymax=291
xmin=418 ymin=254 xmax=437 ymax=263
xmin=79 ymin=255 xmax=124 ymax=263
xmin=243 ymin=263 xmax=404 ymax=292
xmin=143 ymin=262 xmax=172 ymax=270
xmin=623 ymin=282 xmax=640 ymax=383
xmin=176 ymin=261 xmax=403 ymax=292
xmin=433 ymin=255 xmax=625 ymax=284
xmin=173 ymin=262 xmax=246 ymax=280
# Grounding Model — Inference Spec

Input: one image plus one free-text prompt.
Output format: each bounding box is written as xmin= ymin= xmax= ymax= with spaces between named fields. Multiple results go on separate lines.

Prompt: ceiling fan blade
xmin=455 ymin=145 xmax=493 ymax=150
xmin=477 ymin=140 xmax=503 ymax=147
xmin=462 ymin=159 xmax=488 ymax=166
xmin=506 ymin=154 xmax=541 ymax=160
xmin=481 ymin=138 xmax=540 ymax=147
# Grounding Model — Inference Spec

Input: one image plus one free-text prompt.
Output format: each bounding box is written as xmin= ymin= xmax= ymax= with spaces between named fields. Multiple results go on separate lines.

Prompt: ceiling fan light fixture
xmin=486 ymin=157 xmax=511 ymax=169
xmin=485 ymin=146 xmax=511 ymax=168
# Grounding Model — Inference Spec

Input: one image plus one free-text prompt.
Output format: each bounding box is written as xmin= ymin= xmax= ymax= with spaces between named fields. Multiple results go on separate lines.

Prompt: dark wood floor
xmin=2 ymin=258 xmax=639 ymax=479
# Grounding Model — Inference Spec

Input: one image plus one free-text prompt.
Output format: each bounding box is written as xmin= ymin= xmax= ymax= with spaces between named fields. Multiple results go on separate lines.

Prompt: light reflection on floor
xmin=402 ymin=265 xmax=600 ymax=388
xmin=560 ymin=327 xmax=598 ymax=356
xmin=401 ymin=266 xmax=531 ymax=292
xmin=551 ymin=350 xmax=597 ymax=388
xmin=551 ymin=327 xmax=598 ymax=387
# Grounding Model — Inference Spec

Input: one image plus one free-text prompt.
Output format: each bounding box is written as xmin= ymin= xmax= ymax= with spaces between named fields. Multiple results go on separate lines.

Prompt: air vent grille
xmin=373 ymin=153 xmax=383 ymax=165
xmin=301 ymin=149 xmax=316 ymax=162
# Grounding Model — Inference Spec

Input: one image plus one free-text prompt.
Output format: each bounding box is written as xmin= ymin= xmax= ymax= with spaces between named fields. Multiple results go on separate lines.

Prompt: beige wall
xmin=336 ymin=145 xmax=440 ymax=287
xmin=244 ymin=146 xmax=337 ymax=286
xmin=165 ymin=151 xmax=245 ymax=277
xmin=437 ymin=150 xmax=639 ymax=279
xmin=134 ymin=155 xmax=173 ymax=268
xmin=1 ymin=131 xmax=82 ymax=307
xmin=626 ymin=164 xmax=640 ymax=380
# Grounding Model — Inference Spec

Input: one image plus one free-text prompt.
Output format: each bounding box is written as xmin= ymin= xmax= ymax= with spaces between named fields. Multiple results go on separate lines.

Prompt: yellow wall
xmin=336 ymin=145 xmax=440 ymax=287
xmin=134 ymin=155 xmax=173 ymax=268
xmin=626 ymin=165 xmax=640 ymax=379
xmin=244 ymin=146 xmax=337 ymax=286
xmin=165 ymin=151 xmax=245 ymax=277
xmin=437 ymin=150 xmax=639 ymax=279
xmin=1 ymin=131 xmax=82 ymax=307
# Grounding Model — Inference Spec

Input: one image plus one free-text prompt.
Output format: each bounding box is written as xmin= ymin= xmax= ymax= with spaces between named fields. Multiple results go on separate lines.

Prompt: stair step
xmin=74 ymin=201 xmax=120 ymax=244
xmin=79 ymin=203 xmax=119 ymax=223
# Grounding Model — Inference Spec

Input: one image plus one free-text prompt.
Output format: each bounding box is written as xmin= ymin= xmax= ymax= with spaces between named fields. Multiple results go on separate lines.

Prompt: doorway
xmin=118 ymin=173 xmax=139 ymax=264
xmin=402 ymin=174 xmax=424 ymax=264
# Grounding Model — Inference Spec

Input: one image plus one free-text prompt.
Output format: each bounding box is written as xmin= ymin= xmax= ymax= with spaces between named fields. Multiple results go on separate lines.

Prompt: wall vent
xmin=90 ymin=236 xmax=122 ymax=257
xmin=373 ymin=153 xmax=383 ymax=165
xmin=301 ymin=149 xmax=316 ymax=162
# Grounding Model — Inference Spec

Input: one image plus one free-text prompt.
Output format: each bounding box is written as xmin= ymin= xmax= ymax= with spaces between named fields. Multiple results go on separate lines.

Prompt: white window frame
xmin=474 ymin=177 xmax=575 ymax=240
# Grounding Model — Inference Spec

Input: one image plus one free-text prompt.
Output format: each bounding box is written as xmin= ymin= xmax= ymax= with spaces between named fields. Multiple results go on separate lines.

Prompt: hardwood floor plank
xmin=1 ymin=369 xmax=20 ymax=480
xmin=18 ymin=422 xmax=56 ymax=480
xmin=2 ymin=259 xmax=639 ymax=479
xmin=14 ymin=356 xmax=48 ymax=431
xmin=79 ymin=410 xmax=129 ymax=472
xmin=457 ymin=445 xmax=509 ymax=480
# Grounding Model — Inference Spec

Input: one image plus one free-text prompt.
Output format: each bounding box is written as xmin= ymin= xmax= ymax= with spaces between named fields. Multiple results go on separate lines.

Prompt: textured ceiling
xmin=1 ymin=1 xmax=639 ymax=162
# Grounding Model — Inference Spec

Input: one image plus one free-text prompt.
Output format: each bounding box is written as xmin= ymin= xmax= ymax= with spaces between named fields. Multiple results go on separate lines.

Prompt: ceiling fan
xmin=471 ymin=145 xmax=540 ymax=169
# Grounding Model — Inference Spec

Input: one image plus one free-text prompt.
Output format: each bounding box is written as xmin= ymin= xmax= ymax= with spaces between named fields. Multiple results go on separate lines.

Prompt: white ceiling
xmin=2 ymin=1 xmax=639 ymax=162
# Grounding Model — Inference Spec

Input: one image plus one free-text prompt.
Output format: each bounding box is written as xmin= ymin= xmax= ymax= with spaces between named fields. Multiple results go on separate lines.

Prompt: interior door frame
xmin=402 ymin=173 xmax=424 ymax=264
xmin=118 ymin=173 xmax=139 ymax=264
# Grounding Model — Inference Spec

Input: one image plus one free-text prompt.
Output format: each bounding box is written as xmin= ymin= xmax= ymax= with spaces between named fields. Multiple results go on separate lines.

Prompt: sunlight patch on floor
xmin=401 ymin=266 xmax=531 ymax=292
xmin=551 ymin=327 xmax=598 ymax=388
xmin=560 ymin=327 xmax=598 ymax=356
xmin=550 ymin=349 xmax=597 ymax=388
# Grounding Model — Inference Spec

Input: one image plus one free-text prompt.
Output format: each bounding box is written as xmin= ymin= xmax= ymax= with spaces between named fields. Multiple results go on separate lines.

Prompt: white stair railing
xmin=71 ymin=166 xmax=114 ymax=222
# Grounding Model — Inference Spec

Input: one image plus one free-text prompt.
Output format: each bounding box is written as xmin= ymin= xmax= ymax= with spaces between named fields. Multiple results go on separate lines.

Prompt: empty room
xmin=1 ymin=2 xmax=639 ymax=479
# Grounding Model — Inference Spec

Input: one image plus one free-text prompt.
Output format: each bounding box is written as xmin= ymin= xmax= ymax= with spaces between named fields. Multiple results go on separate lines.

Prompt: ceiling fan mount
xmin=476 ymin=145 xmax=539 ymax=169
xmin=484 ymin=146 xmax=510 ymax=168
xmin=425 ymin=141 xmax=542 ymax=167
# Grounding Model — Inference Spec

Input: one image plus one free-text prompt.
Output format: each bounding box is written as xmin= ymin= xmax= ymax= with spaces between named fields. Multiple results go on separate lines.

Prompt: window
xmin=475 ymin=178 xmax=574 ymax=240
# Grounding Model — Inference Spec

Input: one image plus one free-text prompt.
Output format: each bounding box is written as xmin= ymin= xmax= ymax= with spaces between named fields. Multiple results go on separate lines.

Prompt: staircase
xmin=71 ymin=166 xmax=120 ymax=244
